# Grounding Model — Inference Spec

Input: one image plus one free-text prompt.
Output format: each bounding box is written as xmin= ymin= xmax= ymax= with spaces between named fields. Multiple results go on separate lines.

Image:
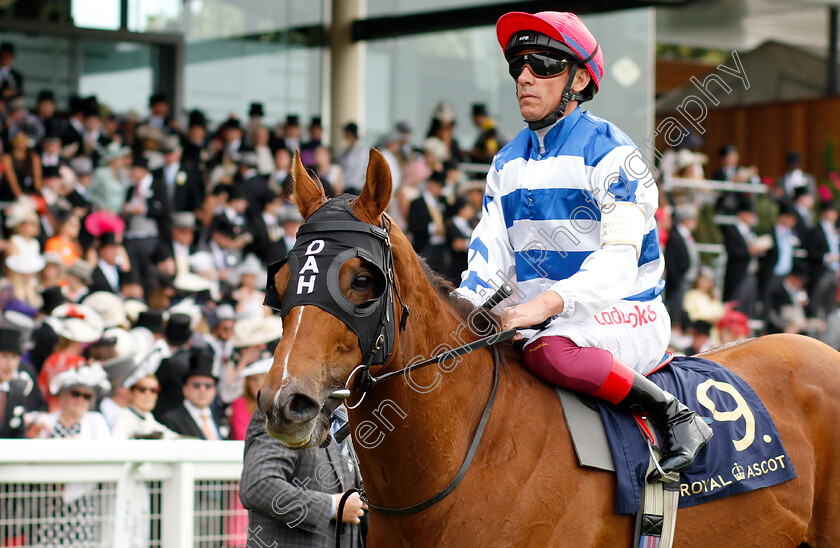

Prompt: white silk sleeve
xmin=454 ymin=165 xmax=516 ymax=308
xmin=550 ymin=146 xmax=658 ymax=319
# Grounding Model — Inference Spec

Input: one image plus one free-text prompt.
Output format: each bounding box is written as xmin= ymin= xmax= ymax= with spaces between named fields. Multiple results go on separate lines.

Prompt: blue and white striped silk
xmin=456 ymin=107 xmax=665 ymax=323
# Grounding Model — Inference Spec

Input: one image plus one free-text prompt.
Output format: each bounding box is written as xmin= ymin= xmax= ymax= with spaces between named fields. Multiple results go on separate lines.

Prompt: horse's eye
xmin=351 ymin=275 xmax=373 ymax=291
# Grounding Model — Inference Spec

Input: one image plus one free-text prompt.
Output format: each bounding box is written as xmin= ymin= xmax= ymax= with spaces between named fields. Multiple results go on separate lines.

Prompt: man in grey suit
xmin=239 ymin=408 xmax=366 ymax=547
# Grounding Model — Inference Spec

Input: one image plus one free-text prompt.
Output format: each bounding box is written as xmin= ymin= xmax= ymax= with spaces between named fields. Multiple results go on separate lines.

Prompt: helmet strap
xmin=526 ymin=64 xmax=585 ymax=131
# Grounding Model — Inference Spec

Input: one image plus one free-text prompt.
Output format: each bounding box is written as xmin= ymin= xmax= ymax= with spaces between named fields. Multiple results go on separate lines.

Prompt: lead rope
xmin=334 ymin=488 xmax=361 ymax=548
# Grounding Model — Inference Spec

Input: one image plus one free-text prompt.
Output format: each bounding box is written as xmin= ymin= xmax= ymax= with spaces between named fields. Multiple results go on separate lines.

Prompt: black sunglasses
xmin=133 ymin=385 xmax=161 ymax=395
xmin=190 ymin=381 xmax=215 ymax=390
xmin=69 ymin=389 xmax=94 ymax=401
xmin=509 ymin=52 xmax=570 ymax=80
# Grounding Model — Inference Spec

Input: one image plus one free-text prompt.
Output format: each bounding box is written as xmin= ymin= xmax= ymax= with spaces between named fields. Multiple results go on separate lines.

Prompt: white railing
xmin=663 ymin=176 xmax=769 ymax=194
xmin=0 ymin=440 xmax=245 ymax=548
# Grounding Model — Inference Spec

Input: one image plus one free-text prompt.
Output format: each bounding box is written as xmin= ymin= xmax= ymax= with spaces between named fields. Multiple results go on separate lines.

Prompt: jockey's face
xmin=514 ymin=49 xmax=590 ymax=122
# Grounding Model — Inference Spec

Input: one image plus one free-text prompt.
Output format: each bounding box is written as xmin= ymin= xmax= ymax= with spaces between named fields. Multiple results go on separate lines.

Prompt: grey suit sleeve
xmin=239 ymin=411 xmax=336 ymax=535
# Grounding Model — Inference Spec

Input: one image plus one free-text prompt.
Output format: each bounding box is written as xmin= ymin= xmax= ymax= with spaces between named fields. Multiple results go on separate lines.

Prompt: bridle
xmin=263 ymin=195 xmax=523 ymax=530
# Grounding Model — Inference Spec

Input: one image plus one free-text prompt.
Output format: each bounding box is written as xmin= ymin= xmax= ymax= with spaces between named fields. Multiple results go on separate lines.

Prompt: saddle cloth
xmin=560 ymin=355 xmax=797 ymax=515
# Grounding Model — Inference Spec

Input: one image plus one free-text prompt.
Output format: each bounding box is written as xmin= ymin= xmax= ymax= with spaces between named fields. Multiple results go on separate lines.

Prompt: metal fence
xmin=0 ymin=440 xmax=246 ymax=548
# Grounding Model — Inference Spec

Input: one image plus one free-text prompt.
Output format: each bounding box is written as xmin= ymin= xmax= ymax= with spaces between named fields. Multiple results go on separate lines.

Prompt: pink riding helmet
xmin=496 ymin=11 xmax=604 ymax=98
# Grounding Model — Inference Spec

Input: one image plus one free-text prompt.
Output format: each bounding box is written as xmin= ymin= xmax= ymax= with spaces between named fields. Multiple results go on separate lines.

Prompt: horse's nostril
xmin=283 ymin=393 xmax=321 ymax=422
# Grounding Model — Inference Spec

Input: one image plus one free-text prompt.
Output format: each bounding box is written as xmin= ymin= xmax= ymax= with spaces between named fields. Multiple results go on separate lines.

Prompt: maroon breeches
xmin=522 ymin=336 xmax=635 ymax=404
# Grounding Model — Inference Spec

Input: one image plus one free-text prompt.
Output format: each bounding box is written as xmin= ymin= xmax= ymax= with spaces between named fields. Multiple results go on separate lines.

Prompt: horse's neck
xmin=349 ymin=247 xmax=498 ymax=508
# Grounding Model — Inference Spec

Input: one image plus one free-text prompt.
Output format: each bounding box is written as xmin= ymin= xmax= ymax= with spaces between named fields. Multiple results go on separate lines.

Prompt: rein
xmin=262 ymin=201 xmax=525 ymax=544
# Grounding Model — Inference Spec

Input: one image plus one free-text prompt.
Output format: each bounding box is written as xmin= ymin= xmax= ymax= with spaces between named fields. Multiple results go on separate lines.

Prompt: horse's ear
xmin=355 ymin=148 xmax=392 ymax=221
xmin=291 ymin=149 xmax=327 ymax=220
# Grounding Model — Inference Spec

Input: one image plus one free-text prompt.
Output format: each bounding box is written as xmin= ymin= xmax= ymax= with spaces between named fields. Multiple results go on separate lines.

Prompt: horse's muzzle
xmin=258 ymin=387 xmax=324 ymax=447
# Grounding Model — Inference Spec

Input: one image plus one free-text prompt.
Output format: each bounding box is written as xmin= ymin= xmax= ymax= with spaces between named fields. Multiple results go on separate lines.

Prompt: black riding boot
xmin=618 ymin=372 xmax=713 ymax=482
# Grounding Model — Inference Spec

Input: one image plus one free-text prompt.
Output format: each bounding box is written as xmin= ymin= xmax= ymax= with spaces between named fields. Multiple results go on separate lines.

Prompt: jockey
xmin=455 ymin=11 xmax=712 ymax=481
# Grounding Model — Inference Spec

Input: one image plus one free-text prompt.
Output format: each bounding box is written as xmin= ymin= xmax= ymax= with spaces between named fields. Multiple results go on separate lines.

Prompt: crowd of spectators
xmin=0 ymin=39 xmax=508 ymax=545
xmin=659 ymin=143 xmax=840 ymax=355
xmin=1 ymin=34 xmax=840 ymax=544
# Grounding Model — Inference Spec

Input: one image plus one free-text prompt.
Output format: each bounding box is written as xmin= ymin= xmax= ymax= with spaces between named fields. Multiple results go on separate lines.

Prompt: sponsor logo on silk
xmin=593 ymin=304 xmax=657 ymax=328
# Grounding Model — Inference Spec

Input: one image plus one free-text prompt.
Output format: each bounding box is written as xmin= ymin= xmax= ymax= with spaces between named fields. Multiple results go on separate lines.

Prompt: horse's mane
xmin=415 ymin=257 xmax=521 ymax=370
xmin=416 ymin=257 xmax=478 ymax=322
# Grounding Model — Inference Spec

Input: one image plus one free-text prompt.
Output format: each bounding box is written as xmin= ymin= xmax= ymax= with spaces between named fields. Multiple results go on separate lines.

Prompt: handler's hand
xmin=501 ymin=291 xmax=564 ymax=337
xmin=332 ymin=492 xmax=368 ymax=524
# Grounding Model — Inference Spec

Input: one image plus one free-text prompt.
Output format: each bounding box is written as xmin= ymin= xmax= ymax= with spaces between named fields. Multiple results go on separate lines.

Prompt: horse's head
xmin=259 ymin=148 xmax=397 ymax=448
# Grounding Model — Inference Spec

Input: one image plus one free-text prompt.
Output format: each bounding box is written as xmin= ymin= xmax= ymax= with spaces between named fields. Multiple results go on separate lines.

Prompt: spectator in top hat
xmin=152 ymin=135 xmax=204 ymax=220
xmin=183 ymin=109 xmax=209 ymax=170
xmin=408 ymin=170 xmax=448 ymax=275
xmin=81 ymin=97 xmax=112 ymax=166
xmin=159 ymin=350 xmax=223 ymax=439
xmin=469 ymin=102 xmax=505 ymax=163
xmin=245 ymin=102 xmax=265 ymax=149
xmin=282 ymin=114 xmax=302 ymax=153
xmin=300 ymin=115 xmax=323 ymax=167
xmin=0 ymin=327 xmax=31 ymax=438
xmin=758 ymin=198 xmax=801 ymax=312
xmin=778 ymin=151 xmax=816 ymax=200
xmin=248 ymin=191 xmax=290 ymax=266
xmin=807 ymin=200 xmax=840 ymax=319
xmin=143 ymin=92 xmax=173 ymax=133
xmin=214 ymin=116 xmax=244 ymax=169
xmin=210 ymin=184 xmax=252 ymax=276
xmin=0 ymin=42 xmax=23 ymax=100
xmin=721 ymin=194 xmax=772 ymax=318
xmin=136 ymin=310 xmax=165 ymax=339
xmin=766 ymin=261 xmax=810 ymax=334
xmin=339 ymin=122 xmax=367 ymax=195
xmin=40 ymin=130 xmax=64 ymax=171
xmin=61 ymin=95 xmax=87 ymax=158
xmin=791 ymin=185 xmax=815 ymax=235
xmin=36 ymin=89 xmax=63 ymax=137
xmin=124 ymin=154 xmax=163 ymax=299
xmin=90 ymin=232 xmax=130 ymax=294
xmin=152 ymin=312 xmax=193 ymax=419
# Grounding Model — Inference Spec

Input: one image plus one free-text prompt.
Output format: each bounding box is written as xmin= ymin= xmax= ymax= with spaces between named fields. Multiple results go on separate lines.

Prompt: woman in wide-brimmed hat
xmin=5 ymin=196 xmax=42 ymax=258
xmin=29 ymin=363 xmax=111 ymax=547
xmin=0 ymin=253 xmax=46 ymax=314
xmin=38 ymin=303 xmax=104 ymax=411
xmin=217 ymin=315 xmax=283 ymax=405
xmin=229 ymin=357 xmax=272 ymax=441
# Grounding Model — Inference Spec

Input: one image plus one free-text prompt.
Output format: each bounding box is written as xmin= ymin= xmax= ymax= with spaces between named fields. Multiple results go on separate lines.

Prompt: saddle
xmin=558 ymin=351 xmax=796 ymax=548
xmin=557 ymin=352 xmax=677 ymax=548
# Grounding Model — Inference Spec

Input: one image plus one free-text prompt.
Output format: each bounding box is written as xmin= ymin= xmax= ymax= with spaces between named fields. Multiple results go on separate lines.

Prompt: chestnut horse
xmin=259 ymin=149 xmax=840 ymax=547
